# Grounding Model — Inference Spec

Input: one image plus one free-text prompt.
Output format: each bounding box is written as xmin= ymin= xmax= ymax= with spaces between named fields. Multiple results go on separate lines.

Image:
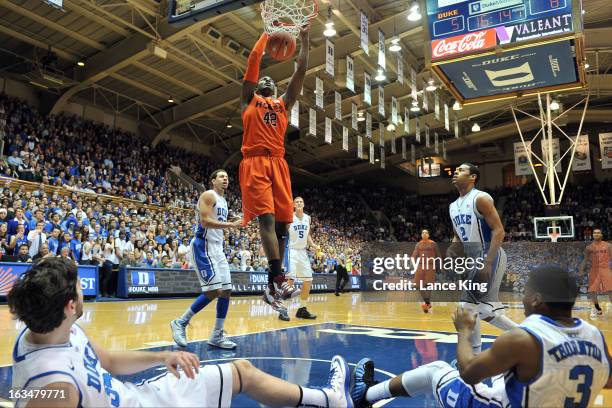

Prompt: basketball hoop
xmin=261 ymin=0 xmax=318 ymax=37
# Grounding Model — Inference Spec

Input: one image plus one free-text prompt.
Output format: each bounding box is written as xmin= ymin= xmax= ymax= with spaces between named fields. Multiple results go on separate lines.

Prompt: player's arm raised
xmin=242 ymin=33 xmax=270 ymax=110
xmin=198 ymin=191 xmax=242 ymax=228
xmin=476 ymin=195 xmax=505 ymax=275
xmin=282 ymin=27 xmax=309 ymax=112
xmin=452 ymin=306 xmax=538 ymax=384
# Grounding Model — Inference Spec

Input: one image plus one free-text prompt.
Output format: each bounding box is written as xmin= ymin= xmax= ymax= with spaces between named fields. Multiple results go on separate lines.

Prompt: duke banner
xmin=600 ymin=132 xmax=612 ymax=169
xmin=571 ymin=135 xmax=591 ymax=171
xmin=514 ymin=142 xmax=532 ymax=176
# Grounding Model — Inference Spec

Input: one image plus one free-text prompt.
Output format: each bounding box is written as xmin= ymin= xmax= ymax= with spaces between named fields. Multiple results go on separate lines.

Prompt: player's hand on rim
xmin=452 ymin=305 xmax=478 ymax=332
xmin=164 ymin=351 xmax=200 ymax=379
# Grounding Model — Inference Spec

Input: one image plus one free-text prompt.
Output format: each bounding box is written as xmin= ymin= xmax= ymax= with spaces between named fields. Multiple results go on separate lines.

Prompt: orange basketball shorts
xmin=588 ymin=268 xmax=612 ymax=293
xmin=414 ymin=268 xmax=435 ymax=286
xmin=239 ymin=155 xmax=293 ymax=225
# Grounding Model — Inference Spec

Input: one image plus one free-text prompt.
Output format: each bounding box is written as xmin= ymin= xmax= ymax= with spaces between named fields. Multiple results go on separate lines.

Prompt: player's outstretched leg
xmin=232 ymin=355 xmax=353 ymax=407
xmin=350 ymin=358 xmax=377 ymax=408
xmin=296 ymin=280 xmax=316 ymax=319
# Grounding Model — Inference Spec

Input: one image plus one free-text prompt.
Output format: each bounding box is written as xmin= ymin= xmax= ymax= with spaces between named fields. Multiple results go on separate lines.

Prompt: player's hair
xmin=463 ymin=163 xmax=480 ymax=184
xmin=8 ymin=258 xmax=79 ymax=333
xmin=526 ymin=265 xmax=579 ymax=312
xmin=294 ymin=196 xmax=304 ymax=202
xmin=210 ymin=169 xmax=227 ymax=183
xmin=422 ymin=229 xmax=429 ymax=234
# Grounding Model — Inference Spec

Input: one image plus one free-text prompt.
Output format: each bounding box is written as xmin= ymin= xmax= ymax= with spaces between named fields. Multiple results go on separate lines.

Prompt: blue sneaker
xmin=322 ymin=355 xmax=353 ymax=407
xmin=351 ymin=358 xmax=376 ymax=408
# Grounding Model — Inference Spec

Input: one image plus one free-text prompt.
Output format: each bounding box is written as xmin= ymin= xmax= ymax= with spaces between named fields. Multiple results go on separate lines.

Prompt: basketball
xmin=266 ymin=31 xmax=296 ymax=61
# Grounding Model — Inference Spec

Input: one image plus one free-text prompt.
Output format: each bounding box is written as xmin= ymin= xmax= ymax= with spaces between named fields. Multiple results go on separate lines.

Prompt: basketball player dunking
xmin=411 ymin=229 xmax=441 ymax=313
xmin=240 ymin=28 xmax=310 ymax=313
xmin=285 ymin=196 xmax=319 ymax=321
xmin=449 ymin=163 xmax=517 ymax=353
xmin=169 ymin=169 xmax=242 ymax=349
xmin=579 ymin=228 xmax=611 ymax=319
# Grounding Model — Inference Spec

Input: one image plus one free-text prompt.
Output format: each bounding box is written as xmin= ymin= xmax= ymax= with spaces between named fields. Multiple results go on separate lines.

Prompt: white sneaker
xmin=590 ymin=307 xmax=603 ymax=319
xmin=170 ymin=319 xmax=188 ymax=347
xmin=208 ymin=329 xmax=237 ymax=349
xmin=321 ymin=355 xmax=353 ymax=408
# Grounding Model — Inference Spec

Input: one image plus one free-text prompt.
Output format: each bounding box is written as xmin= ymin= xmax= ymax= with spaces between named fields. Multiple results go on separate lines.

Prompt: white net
xmin=261 ymin=0 xmax=318 ymax=37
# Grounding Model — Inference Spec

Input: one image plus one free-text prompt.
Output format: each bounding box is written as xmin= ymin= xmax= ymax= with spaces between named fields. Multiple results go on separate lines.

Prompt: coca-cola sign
xmin=431 ymin=29 xmax=497 ymax=60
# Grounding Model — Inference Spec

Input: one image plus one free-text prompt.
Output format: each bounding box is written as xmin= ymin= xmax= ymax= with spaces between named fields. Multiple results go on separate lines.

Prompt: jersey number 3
xmin=263 ymin=112 xmax=278 ymax=126
xmin=564 ymin=365 xmax=593 ymax=408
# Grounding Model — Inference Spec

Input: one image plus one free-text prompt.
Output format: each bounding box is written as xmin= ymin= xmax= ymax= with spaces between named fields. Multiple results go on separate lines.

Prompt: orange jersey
xmin=586 ymin=241 xmax=611 ymax=271
xmin=241 ymin=94 xmax=288 ymax=157
xmin=412 ymin=239 xmax=437 ymax=259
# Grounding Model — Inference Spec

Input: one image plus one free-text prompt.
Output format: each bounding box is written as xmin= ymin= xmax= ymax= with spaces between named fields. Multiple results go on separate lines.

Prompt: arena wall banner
xmin=514 ymin=142 xmax=532 ymax=176
xmin=117 ymin=267 xmax=360 ymax=298
xmin=571 ymin=135 xmax=591 ymax=171
xmin=600 ymin=132 xmax=612 ymax=169
xmin=0 ymin=262 xmax=98 ymax=298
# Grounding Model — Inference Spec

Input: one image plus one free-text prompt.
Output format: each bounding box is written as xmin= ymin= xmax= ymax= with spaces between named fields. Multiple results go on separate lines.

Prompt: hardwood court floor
xmin=0 ymin=292 xmax=610 ymax=405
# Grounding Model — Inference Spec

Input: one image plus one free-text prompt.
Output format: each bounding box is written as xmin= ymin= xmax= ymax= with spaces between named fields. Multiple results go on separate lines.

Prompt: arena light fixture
xmin=389 ymin=37 xmax=401 ymax=52
xmin=226 ymin=124 xmax=233 ymax=128
xmin=77 ymin=61 xmax=85 ymax=67
xmin=323 ymin=7 xmax=336 ymax=37
xmin=452 ymin=100 xmax=462 ymax=111
xmin=425 ymin=78 xmax=436 ymax=92
xmin=584 ymin=62 xmax=590 ymax=69
xmin=375 ymin=69 xmax=386 ymax=81
xmin=550 ymin=100 xmax=560 ymax=111
xmin=471 ymin=122 xmax=480 ymax=132
xmin=407 ymin=1 xmax=421 ymax=22
xmin=386 ymin=123 xmax=396 ymax=131
xmin=357 ymin=116 xmax=365 ymax=122
xmin=168 ymin=97 xmax=174 ymax=103
xmin=410 ymin=100 xmax=420 ymax=112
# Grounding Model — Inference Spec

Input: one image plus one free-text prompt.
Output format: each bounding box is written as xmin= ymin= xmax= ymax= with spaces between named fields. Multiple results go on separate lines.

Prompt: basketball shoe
xmin=421 ymin=303 xmax=432 ymax=313
xmin=590 ymin=307 xmax=603 ymax=319
xmin=170 ymin=319 xmax=188 ymax=347
xmin=208 ymin=329 xmax=236 ymax=349
xmin=319 ymin=355 xmax=353 ymax=408
xmin=296 ymin=306 xmax=317 ymax=319
xmin=350 ymin=358 xmax=377 ymax=408
xmin=263 ymin=285 xmax=287 ymax=313
xmin=273 ymin=274 xmax=300 ymax=299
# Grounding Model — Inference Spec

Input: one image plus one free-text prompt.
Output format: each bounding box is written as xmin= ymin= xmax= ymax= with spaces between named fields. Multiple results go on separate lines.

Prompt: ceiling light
xmin=323 ymin=7 xmax=336 ymax=37
xmin=472 ymin=122 xmax=480 ymax=132
xmin=410 ymin=102 xmax=420 ymax=112
xmin=425 ymin=79 xmax=436 ymax=92
xmin=168 ymin=97 xmax=174 ymax=103
xmin=358 ymin=111 xmax=364 ymax=116
xmin=389 ymin=37 xmax=401 ymax=52
xmin=375 ymin=69 xmax=386 ymax=81
xmin=77 ymin=61 xmax=85 ymax=67
xmin=357 ymin=116 xmax=365 ymax=122
xmin=407 ymin=1 xmax=422 ymax=22
xmin=375 ymin=158 xmax=380 ymax=162
xmin=452 ymin=100 xmax=462 ymax=111
xmin=226 ymin=124 xmax=233 ymax=128
xmin=386 ymin=123 xmax=396 ymax=131
xmin=584 ymin=62 xmax=590 ymax=69
xmin=550 ymin=100 xmax=560 ymax=111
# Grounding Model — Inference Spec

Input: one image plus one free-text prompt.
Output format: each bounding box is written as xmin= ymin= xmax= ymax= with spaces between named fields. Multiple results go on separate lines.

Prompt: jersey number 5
xmin=263 ymin=112 xmax=278 ymax=126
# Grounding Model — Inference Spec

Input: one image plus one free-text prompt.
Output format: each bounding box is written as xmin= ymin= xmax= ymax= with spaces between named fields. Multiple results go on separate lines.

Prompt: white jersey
xmin=13 ymin=324 xmax=140 ymax=407
xmin=195 ymin=190 xmax=227 ymax=246
xmin=288 ymin=213 xmax=310 ymax=250
xmin=449 ymin=188 xmax=497 ymax=256
xmin=504 ymin=314 xmax=610 ymax=408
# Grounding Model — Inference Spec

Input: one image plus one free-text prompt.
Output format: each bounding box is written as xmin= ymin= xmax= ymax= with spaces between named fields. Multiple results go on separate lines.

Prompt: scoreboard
xmin=427 ymin=0 xmax=575 ymax=60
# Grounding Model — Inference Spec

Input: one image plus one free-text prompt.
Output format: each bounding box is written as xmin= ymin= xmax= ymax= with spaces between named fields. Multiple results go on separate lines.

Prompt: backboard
xmin=533 ymin=215 xmax=574 ymax=241
xmin=168 ymin=0 xmax=259 ymax=27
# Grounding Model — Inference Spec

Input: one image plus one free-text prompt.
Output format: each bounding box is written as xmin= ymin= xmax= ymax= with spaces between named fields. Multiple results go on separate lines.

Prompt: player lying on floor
xmin=9 ymin=258 xmax=352 ymax=408
xmin=351 ymin=265 xmax=612 ymax=408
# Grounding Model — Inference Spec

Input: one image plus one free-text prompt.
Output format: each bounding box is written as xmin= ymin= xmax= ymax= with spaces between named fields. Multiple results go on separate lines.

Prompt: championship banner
xmin=335 ymin=91 xmax=342 ymax=120
xmin=360 ymin=11 xmax=369 ymax=55
xmin=600 ymin=132 xmax=612 ymax=169
xmin=378 ymin=29 xmax=386 ymax=69
xmin=342 ymin=126 xmax=349 ymax=151
xmin=379 ymin=125 xmax=385 ymax=146
xmin=411 ymin=67 xmax=417 ymax=101
xmin=351 ymin=102 xmax=358 ymax=131
xmin=357 ymin=135 xmax=364 ymax=159
xmin=346 ymin=55 xmax=355 ymax=92
xmin=366 ymin=112 xmax=372 ymax=138
xmin=325 ymin=117 xmax=332 ymax=144
xmin=514 ymin=142 xmax=532 ymax=176
xmin=290 ymin=100 xmax=299 ymax=128
xmin=416 ymin=116 xmax=421 ymax=143
xmin=380 ymin=147 xmax=385 ymax=169
xmin=397 ymin=53 xmax=404 ymax=84
xmin=404 ymin=107 xmax=410 ymax=134
xmin=378 ymin=86 xmax=385 ymax=117
xmin=0 ymin=263 xmax=98 ymax=297
xmin=540 ymin=138 xmax=561 ymax=172
xmin=434 ymin=92 xmax=440 ymax=121
xmin=444 ymin=103 xmax=450 ymax=131
xmin=391 ymin=96 xmax=398 ymax=125
xmin=391 ymin=132 xmax=396 ymax=154
xmin=434 ymin=131 xmax=439 ymax=154
xmin=411 ymin=143 xmax=416 ymax=164
xmin=309 ymin=108 xmax=316 ymax=136
xmin=454 ymin=117 xmax=459 ymax=139
xmin=571 ymin=135 xmax=591 ymax=171
xmin=326 ymin=39 xmax=334 ymax=77
xmin=315 ymin=76 xmax=323 ymax=108
xmin=369 ymin=142 xmax=375 ymax=164
xmin=425 ymin=125 xmax=430 ymax=148
xmin=402 ymin=137 xmax=407 ymax=160
xmin=364 ymin=72 xmax=372 ymax=105
xmin=422 ymin=85 xmax=429 ymax=112
xmin=443 ymin=139 xmax=447 ymax=160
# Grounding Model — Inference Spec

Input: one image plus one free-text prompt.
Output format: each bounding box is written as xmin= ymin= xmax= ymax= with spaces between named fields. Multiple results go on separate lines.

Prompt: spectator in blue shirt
xmin=70 ymin=231 xmax=83 ymax=264
xmin=44 ymin=212 xmax=62 ymax=233
xmin=47 ymin=227 xmax=60 ymax=255
xmin=27 ymin=209 xmax=45 ymax=231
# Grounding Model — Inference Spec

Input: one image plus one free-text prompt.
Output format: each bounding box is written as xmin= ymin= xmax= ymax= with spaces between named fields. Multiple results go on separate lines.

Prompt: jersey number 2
xmin=564 ymin=365 xmax=593 ymax=408
xmin=263 ymin=112 xmax=278 ymax=126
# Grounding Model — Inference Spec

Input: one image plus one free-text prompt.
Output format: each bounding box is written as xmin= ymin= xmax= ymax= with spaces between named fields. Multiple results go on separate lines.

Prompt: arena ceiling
xmin=1 ymin=0 xmax=612 ymax=181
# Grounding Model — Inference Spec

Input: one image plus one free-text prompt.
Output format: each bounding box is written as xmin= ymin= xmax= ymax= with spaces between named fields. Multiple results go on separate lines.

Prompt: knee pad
xmin=476 ymin=301 xmax=506 ymax=321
